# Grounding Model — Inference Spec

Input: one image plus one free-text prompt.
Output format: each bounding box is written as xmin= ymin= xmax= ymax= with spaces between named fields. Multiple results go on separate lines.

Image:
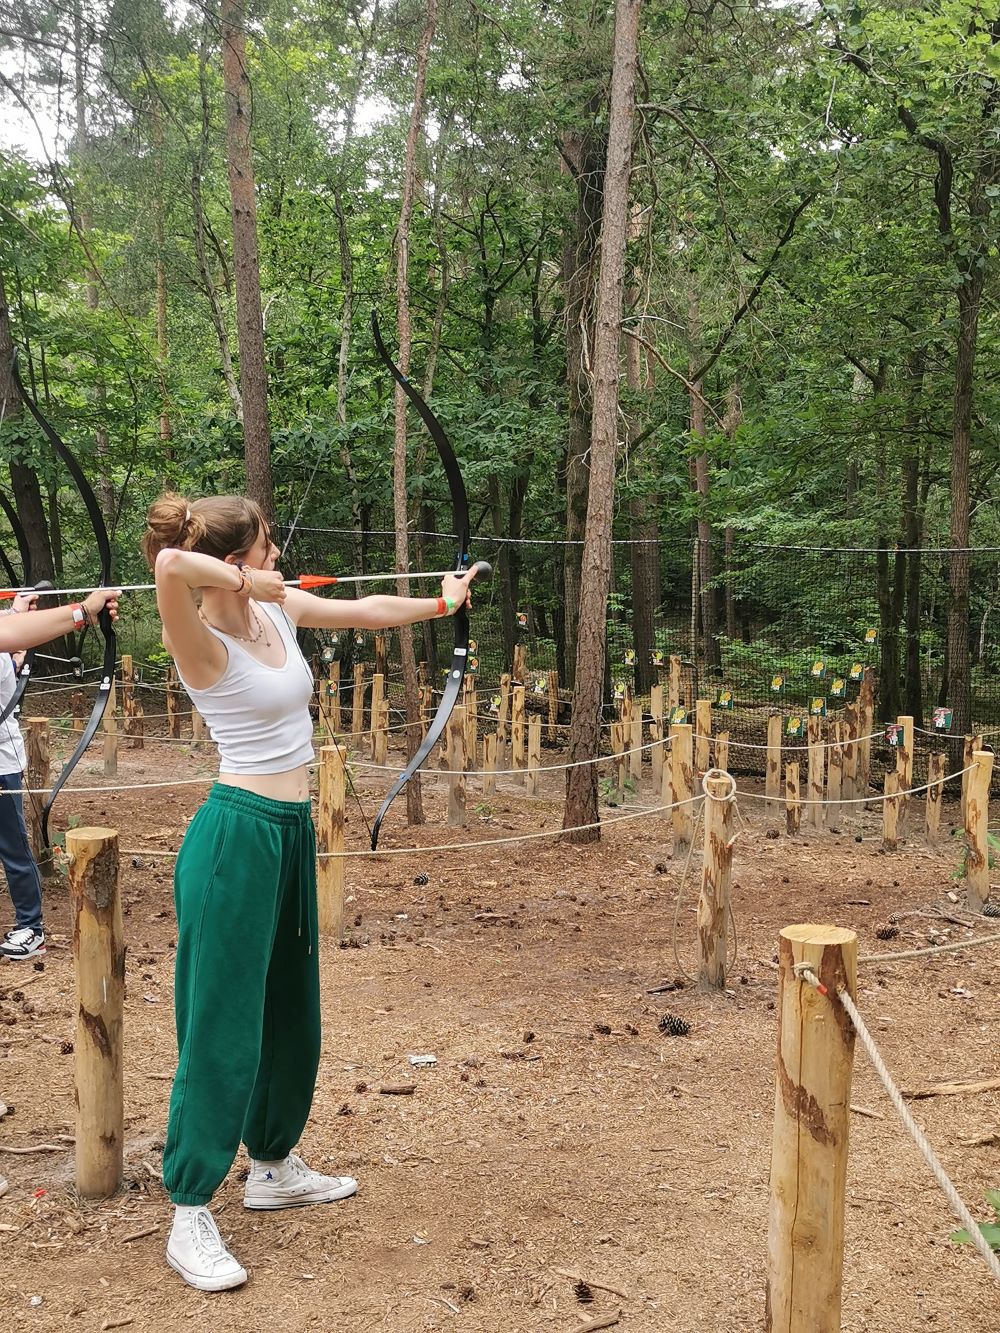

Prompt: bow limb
xmin=11 ymin=353 xmax=117 ymax=846
xmin=368 ymin=312 xmax=471 ymax=851
xmin=0 ymin=491 xmax=38 ymax=728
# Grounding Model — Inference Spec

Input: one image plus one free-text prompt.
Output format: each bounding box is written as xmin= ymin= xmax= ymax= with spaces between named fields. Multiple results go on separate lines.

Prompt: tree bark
xmin=220 ymin=0 xmax=273 ymax=515
xmin=564 ymin=0 xmax=641 ymax=841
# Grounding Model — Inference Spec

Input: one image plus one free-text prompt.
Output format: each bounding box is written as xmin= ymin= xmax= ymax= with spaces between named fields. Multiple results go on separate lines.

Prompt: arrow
xmin=0 ymin=563 xmax=492 ymax=600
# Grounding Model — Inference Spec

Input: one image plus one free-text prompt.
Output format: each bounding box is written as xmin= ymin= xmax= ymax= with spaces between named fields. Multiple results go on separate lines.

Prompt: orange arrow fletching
xmin=297 ymin=574 xmax=339 ymax=590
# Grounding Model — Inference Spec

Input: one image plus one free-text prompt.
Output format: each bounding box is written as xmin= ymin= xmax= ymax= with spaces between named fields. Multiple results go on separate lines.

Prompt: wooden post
xmin=420 ymin=684 xmax=434 ymax=737
xmin=24 ymin=717 xmax=50 ymax=872
xmin=191 ymin=708 xmax=206 ymax=750
xmin=373 ymin=631 xmax=387 ymax=679
xmin=857 ymin=668 xmax=874 ymax=799
xmin=629 ymin=699 xmax=643 ymax=785
xmin=446 ymin=704 xmax=467 ymax=826
xmin=785 ymin=762 xmax=801 ymax=836
xmin=882 ymin=771 xmax=900 ymax=851
xmin=697 ymin=774 xmax=735 ymax=989
xmin=103 ymin=677 xmax=118 ymax=778
xmin=497 ymin=673 xmax=511 ymax=760
xmin=807 ymin=716 xmax=825 ymax=829
xmin=766 ymin=924 xmax=857 ymax=1333
xmin=612 ymin=720 xmax=626 ymax=796
xmin=527 ymin=713 xmax=542 ymax=796
xmin=374 ymin=698 xmax=389 ymax=767
xmin=547 ymin=668 xmax=560 ymax=739
xmin=327 ymin=661 xmax=341 ymax=736
xmin=352 ymin=663 xmax=365 ymax=739
xmin=121 ymin=655 xmax=136 ymax=739
xmin=68 ymin=827 xmax=124 ymax=1199
xmin=650 ymin=684 xmax=664 ymax=795
xmin=965 ymin=749 xmax=994 ymax=913
xmin=317 ymin=745 xmax=346 ymax=939
xmin=896 ymin=714 xmax=914 ymax=827
xmin=166 ymin=667 xmax=181 ymax=739
xmin=715 ymin=731 xmax=729 ymax=775
xmin=925 ymin=751 xmax=946 ymax=844
xmin=695 ymin=699 xmax=711 ymax=775
xmin=961 ymin=733 xmax=983 ymax=825
xmin=670 ymin=722 xmax=694 ymax=854
xmin=668 ymin=654 xmax=681 ymax=711
xmin=827 ymin=721 xmax=843 ymax=809
xmin=483 ymin=733 xmax=497 ymax=797
xmin=841 ymin=701 xmax=858 ymax=798
xmin=369 ymin=672 xmax=385 ymax=758
xmin=512 ymin=642 xmax=527 ymax=683
xmin=464 ymin=677 xmax=478 ymax=769
xmin=766 ymin=714 xmax=782 ymax=802
xmin=71 ymin=689 xmax=85 ymax=733
xmin=511 ymin=684 xmax=526 ymax=780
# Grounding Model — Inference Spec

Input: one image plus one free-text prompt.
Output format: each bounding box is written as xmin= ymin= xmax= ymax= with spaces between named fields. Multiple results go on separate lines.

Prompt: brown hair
xmin=141 ymin=493 xmax=268 ymax=568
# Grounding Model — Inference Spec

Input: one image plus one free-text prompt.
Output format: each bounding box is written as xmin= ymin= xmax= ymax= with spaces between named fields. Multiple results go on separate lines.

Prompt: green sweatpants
xmin=163 ymin=784 xmax=320 ymax=1206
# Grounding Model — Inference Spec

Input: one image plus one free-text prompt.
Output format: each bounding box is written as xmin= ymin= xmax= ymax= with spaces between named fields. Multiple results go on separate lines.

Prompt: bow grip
xmin=456 ymin=560 xmax=491 ymax=583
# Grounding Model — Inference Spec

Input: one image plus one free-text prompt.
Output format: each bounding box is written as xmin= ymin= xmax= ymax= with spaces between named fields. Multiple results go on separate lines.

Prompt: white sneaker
xmin=0 ymin=927 xmax=45 ymax=959
xmin=243 ymin=1153 xmax=358 ymax=1210
xmin=166 ymin=1206 xmax=248 ymax=1291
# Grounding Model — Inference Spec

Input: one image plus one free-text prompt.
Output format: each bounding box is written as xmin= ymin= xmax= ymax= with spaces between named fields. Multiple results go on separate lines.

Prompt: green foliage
xmin=951 ymin=1190 xmax=1000 ymax=1251
xmin=599 ymin=774 xmax=636 ymax=808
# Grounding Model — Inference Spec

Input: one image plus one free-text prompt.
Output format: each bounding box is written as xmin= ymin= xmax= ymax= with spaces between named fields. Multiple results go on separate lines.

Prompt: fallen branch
xmin=551 ymin=1267 xmax=630 ymax=1300
xmin=379 ymin=1085 xmax=416 ymax=1096
xmin=0 ymin=1142 xmax=70 ymax=1154
xmin=121 ymin=1223 xmax=159 ymax=1244
xmin=901 ymin=1076 xmax=1000 ymax=1100
xmin=959 ymin=1129 xmax=1000 ymax=1147
xmin=572 ymin=1313 xmax=621 ymax=1333
xmin=850 ymin=1104 xmax=885 ymax=1120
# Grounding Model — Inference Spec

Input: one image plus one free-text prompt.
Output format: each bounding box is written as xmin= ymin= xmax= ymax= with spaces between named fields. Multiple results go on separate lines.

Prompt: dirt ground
xmin=0 ymin=732 xmax=998 ymax=1333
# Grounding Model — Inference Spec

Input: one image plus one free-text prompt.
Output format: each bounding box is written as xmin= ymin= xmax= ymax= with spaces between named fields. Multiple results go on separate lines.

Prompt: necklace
xmin=199 ymin=600 xmax=271 ymax=647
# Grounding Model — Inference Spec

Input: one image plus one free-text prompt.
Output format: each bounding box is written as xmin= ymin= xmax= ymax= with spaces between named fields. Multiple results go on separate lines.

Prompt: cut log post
xmin=71 ymin=689 xmax=85 ymax=732
xmin=766 ymin=713 xmax=782 ymax=803
xmin=68 ymin=827 xmax=124 ymax=1199
xmin=166 ymin=668 xmax=180 ymax=738
xmin=896 ymin=714 xmax=914 ymax=827
xmin=419 ymin=684 xmax=434 ymax=736
xmin=446 ymin=704 xmax=467 ymax=826
xmin=695 ymin=699 xmax=711 ymax=776
xmin=766 ymin=924 xmax=857 ymax=1333
xmin=785 ymin=762 xmax=801 ymax=836
xmin=882 ymin=771 xmax=900 ymax=851
xmin=317 ymin=745 xmax=346 ymax=939
xmin=121 ymin=655 xmax=136 ymax=741
xmin=512 ymin=643 xmax=527 ymax=683
xmin=103 ymin=676 xmax=118 ymax=778
xmin=373 ymin=631 xmax=387 ymax=679
xmin=511 ymin=684 xmax=526 ymax=781
xmin=374 ymin=698 xmax=389 ymax=768
xmin=650 ymin=684 xmax=664 ymax=794
xmin=483 ymin=732 xmax=497 ymax=797
xmin=827 ymin=721 xmax=843 ymax=809
xmin=369 ymin=672 xmax=385 ymax=759
xmin=629 ymin=699 xmax=643 ymax=785
xmin=351 ymin=662 xmax=365 ymax=740
xmin=965 ymin=749 xmax=994 ymax=913
xmin=715 ymin=731 xmax=729 ymax=775
xmin=328 ymin=660 xmax=341 ymax=737
xmin=668 ymin=654 xmax=681 ymax=711
xmin=497 ymin=672 xmax=511 ymax=761
xmin=697 ymin=774 xmax=735 ymax=989
xmin=857 ymin=669 xmax=875 ymax=799
xmin=841 ymin=701 xmax=858 ymax=798
xmin=670 ymin=723 xmax=695 ymax=854
xmin=464 ymin=677 xmax=478 ymax=765
xmin=547 ymin=668 xmax=560 ymax=739
xmin=961 ymin=734 xmax=983 ymax=826
xmin=611 ymin=720 xmax=626 ymax=796
xmin=925 ymin=751 xmax=946 ymax=844
xmin=807 ymin=716 xmax=825 ymax=829
xmin=527 ymin=713 xmax=542 ymax=796
xmin=24 ymin=717 xmax=50 ymax=872
xmin=191 ymin=708 xmax=206 ymax=750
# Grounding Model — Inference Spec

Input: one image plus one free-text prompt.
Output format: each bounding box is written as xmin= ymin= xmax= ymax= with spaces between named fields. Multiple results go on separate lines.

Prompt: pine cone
xmin=982 ymin=899 xmax=1000 ymax=918
xmin=574 ymin=1282 xmax=593 ymax=1304
xmin=658 ymin=1013 xmax=691 ymax=1037
xmin=875 ymin=925 xmax=900 ymax=941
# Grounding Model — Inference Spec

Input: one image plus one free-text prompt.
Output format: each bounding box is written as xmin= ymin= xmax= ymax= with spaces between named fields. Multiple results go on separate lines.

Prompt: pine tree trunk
xmin=564 ymin=0 xmax=641 ymax=841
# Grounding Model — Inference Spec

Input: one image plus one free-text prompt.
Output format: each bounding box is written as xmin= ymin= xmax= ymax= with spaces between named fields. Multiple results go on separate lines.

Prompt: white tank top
xmin=176 ymin=601 xmax=315 ymax=774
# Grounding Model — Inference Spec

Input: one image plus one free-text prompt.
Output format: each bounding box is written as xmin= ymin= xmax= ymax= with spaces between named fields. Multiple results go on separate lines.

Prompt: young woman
xmin=142 ymin=493 xmax=477 ymax=1293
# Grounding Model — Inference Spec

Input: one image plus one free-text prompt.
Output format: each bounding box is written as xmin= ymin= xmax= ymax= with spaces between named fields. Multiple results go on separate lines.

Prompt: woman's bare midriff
xmin=216 ymin=764 xmax=311 ymax=803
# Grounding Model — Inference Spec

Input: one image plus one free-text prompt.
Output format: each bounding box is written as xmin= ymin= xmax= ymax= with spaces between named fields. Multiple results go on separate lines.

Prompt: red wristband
xmin=69 ymin=602 xmax=86 ymax=630
xmin=435 ymin=597 xmax=448 ymax=617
